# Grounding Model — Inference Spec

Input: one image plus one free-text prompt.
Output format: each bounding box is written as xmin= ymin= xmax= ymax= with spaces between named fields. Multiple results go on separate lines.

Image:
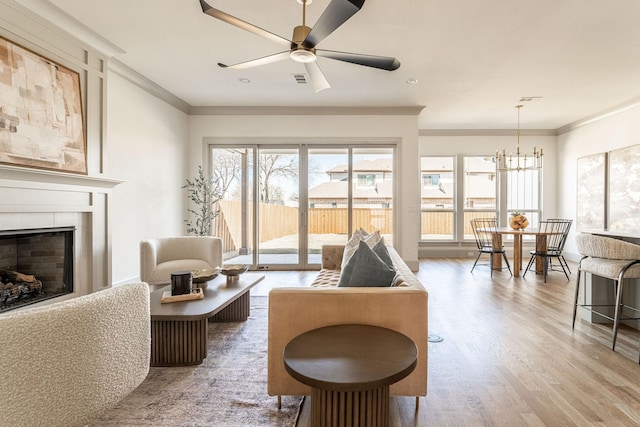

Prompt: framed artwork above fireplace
xmin=0 ymin=35 xmax=87 ymax=174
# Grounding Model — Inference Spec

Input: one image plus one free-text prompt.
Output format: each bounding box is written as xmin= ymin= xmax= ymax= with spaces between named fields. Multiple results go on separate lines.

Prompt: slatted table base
xmin=311 ymin=386 xmax=390 ymax=427
xmin=209 ymin=291 xmax=250 ymax=322
xmin=151 ymin=319 xmax=207 ymax=366
xmin=151 ymin=292 xmax=252 ymax=366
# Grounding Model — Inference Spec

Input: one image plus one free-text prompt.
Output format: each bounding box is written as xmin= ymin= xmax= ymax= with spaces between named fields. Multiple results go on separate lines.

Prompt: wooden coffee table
xmin=149 ymin=272 xmax=264 ymax=366
xmin=284 ymin=324 xmax=417 ymax=427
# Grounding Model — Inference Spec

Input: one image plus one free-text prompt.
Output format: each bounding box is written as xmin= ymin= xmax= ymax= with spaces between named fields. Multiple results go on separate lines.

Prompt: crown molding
xmin=189 ymin=106 xmax=426 ymax=116
xmin=419 ymin=129 xmax=557 ymax=137
xmin=108 ymin=59 xmax=191 ymax=114
xmin=12 ymin=0 xmax=125 ymax=57
xmin=556 ymin=97 xmax=640 ymax=135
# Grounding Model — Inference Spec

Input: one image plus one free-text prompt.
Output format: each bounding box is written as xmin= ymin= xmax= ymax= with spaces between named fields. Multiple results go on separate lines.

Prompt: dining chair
xmin=470 ymin=218 xmax=512 ymax=277
xmin=523 ymin=219 xmax=572 ymax=282
xmin=573 ymin=233 xmax=640 ymax=362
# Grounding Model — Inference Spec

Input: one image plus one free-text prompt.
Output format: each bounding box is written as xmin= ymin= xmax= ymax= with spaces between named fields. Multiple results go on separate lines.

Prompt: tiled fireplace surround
xmin=0 ymin=166 xmax=120 ymax=309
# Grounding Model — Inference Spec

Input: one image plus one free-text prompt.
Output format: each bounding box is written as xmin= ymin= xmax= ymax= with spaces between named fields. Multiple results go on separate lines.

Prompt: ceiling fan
xmin=199 ymin=0 xmax=401 ymax=92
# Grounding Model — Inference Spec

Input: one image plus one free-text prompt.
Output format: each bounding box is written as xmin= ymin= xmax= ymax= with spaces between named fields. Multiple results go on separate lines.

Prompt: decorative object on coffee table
xmin=170 ymin=271 xmax=192 ymax=295
xmin=161 ymin=287 xmax=204 ymax=304
xmin=221 ymin=264 xmax=249 ymax=284
xmin=192 ymin=268 xmax=220 ymax=288
xmin=509 ymin=212 xmax=529 ymax=230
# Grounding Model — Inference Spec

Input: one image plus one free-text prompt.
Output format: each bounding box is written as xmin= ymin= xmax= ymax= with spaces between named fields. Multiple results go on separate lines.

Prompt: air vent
xmin=519 ymin=96 xmax=543 ymax=102
xmin=292 ymin=74 xmax=307 ymax=84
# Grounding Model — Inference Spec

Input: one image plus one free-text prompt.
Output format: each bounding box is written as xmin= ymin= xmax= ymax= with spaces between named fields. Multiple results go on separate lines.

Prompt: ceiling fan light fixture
xmin=290 ymin=48 xmax=317 ymax=63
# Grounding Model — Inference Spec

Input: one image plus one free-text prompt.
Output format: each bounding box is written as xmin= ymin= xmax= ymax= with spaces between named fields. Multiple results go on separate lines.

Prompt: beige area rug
xmin=89 ymin=297 xmax=303 ymax=427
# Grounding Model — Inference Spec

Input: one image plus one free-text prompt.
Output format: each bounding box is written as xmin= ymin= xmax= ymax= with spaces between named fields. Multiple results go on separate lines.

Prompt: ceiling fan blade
xmin=199 ymin=0 xmax=291 ymax=47
xmin=302 ymin=0 xmax=365 ymax=48
xmin=316 ymin=49 xmax=400 ymax=71
xmin=304 ymin=62 xmax=331 ymax=93
xmin=218 ymin=51 xmax=291 ymax=69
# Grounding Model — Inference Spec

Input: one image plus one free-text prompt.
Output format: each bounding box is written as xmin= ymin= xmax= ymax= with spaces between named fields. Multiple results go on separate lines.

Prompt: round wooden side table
xmin=284 ymin=324 xmax=417 ymax=427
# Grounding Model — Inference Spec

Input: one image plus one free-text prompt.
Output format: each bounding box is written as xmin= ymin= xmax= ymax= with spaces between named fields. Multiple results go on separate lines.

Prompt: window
xmin=463 ymin=156 xmax=497 ymax=239
xmin=505 ymin=168 xmax=541 ymax=230
xmin=421 ymin=156 xmax=455 ymax=240
xmin=420 ymin=153 xmax=542 ymax=243
xmin=357 ymin=173 xmax=375 ymax=187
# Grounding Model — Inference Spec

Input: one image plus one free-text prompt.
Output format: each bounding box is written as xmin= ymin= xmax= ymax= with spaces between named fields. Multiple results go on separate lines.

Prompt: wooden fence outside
xmin=214 ymin=200 xmax=393 ymax=249
xmin=214 ymin=200 xmax=493 ymax=250
xmin=421 ymin=211 xmax=497 ymax=236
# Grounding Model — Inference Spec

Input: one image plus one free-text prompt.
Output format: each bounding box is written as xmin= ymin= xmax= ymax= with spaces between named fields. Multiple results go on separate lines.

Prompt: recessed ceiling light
xmin=238 ymin=78 xmax=251 ymax=83
xmin=406 ymin=78 xmax=418 ymax=84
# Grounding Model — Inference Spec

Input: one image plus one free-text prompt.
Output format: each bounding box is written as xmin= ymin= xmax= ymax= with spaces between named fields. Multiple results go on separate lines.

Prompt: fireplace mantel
xmin=0 ymin=165 xmax=123 ymax=189
xmin=0 ymin=166 xmax=123 ymax=305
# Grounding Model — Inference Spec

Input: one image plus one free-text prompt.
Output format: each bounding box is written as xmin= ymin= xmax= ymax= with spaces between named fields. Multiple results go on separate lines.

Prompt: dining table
xmin=485 ymin=227 xmax=564 ymax=277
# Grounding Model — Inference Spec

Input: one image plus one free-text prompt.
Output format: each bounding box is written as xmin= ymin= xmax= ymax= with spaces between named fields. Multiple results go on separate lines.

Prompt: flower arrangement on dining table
xmin=509 ymin=212 xmax=529 ymax=230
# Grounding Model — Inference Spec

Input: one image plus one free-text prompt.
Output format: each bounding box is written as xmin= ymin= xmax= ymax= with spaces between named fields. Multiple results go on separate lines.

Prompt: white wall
xmin=557 ymin=104 xmax=640 ymax=261
xmin=189 ymin=114 xmax=421 ymax=269
xmin=107 ymin=71 xmax=189 ymax=284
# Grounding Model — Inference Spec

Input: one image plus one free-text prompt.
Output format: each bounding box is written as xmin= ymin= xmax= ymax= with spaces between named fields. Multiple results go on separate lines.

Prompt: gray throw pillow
xmin=372 ymin=238 xmax=393 ymax=268
xmin=338 ymin=240 xmax=396 ymax=287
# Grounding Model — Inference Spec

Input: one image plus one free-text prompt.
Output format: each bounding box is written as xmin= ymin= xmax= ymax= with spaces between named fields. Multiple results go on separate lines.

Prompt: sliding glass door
xmin=257 ymin=147 xmax=300 ymax=266
xmin=210 ymin=147 xmax=255 ymax=264
xmin=210 ymin=144 xmax=394 ymax=269
xmin=307 ymin=148 xmax=349 ymax=264
xmin=351 ymin=148 xmax=394 ymax=247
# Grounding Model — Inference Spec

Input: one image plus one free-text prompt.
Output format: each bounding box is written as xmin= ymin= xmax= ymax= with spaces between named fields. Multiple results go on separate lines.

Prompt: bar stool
xmin=573 ymin=233 xmax=640 ymax=362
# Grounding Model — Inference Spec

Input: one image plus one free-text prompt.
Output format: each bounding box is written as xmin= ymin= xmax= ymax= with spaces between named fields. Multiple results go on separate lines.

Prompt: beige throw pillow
xmin=341 ymin=230 xmax=381 ymax=269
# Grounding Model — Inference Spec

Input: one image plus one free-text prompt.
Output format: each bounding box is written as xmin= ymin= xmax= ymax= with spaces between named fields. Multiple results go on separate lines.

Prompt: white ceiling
xmin=27 ymin=0 xmax=640 ymax=129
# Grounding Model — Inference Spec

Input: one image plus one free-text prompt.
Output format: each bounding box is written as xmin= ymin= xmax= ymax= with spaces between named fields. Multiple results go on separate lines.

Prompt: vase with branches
xmin=183 ymin=166 xmax=223 ymax=236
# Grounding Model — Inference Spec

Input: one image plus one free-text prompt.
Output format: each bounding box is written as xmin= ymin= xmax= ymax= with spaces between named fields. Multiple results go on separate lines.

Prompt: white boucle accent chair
xmin=140 ymin=236 xmax=223 ymax=288
xmin=0 ymin=282 xmax=151 ymax=427
xmin=573 ymin=233 xmax=640 ymax=362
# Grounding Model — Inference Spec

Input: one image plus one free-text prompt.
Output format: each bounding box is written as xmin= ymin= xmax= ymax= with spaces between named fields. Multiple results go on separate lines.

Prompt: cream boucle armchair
xmin=140 ymin=236 xmax=223 ymax=287
xmin=0 ymin=282 xmax=151 ymax=427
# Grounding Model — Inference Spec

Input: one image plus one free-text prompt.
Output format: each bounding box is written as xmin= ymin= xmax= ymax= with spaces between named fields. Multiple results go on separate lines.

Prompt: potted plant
xmin=509 ymin=211 xmax=529 ymax=230
xmin=183 ymin=166 xmax=223 ymax=236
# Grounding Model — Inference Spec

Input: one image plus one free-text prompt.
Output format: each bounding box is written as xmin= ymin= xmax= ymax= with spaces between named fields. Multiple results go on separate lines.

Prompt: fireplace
xmin=0 ymin=227 xmax=74 ymax=313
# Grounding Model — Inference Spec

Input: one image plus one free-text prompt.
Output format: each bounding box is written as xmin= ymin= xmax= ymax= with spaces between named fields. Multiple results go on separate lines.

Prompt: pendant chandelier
xmin=496 ymin=105 xmax=543 ymax=172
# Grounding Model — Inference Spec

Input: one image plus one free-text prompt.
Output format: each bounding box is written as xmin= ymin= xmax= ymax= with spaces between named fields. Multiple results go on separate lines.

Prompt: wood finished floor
xmin=254 ymin=258 xmax=640 ymax=427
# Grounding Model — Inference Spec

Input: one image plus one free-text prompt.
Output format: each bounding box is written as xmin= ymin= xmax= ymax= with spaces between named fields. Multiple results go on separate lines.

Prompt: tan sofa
xmin=140 ymin=236 xmax=222 ymax=287
xmin=268 ymin=244 xmax=428 ymax=404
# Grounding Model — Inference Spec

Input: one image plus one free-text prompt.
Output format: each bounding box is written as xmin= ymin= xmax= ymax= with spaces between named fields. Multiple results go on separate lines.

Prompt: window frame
xmin=420 ymin=155 xmax=456 ymax=241
xmin=419 ymin=153 xmax=543 ymax=243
